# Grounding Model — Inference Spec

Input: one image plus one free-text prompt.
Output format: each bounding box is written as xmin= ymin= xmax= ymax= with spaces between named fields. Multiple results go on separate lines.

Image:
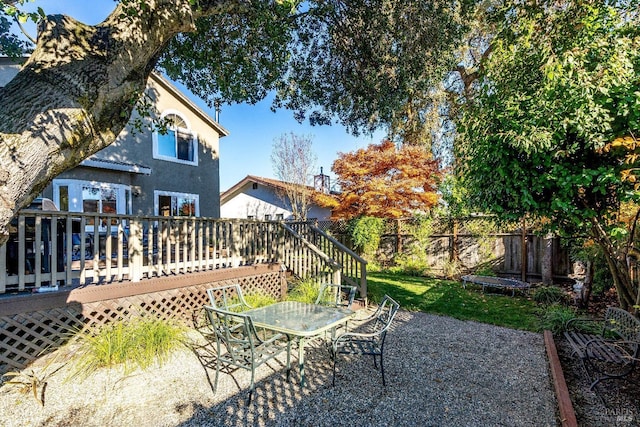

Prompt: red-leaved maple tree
xmin=332 ymin=140 xmax=442 ymax=219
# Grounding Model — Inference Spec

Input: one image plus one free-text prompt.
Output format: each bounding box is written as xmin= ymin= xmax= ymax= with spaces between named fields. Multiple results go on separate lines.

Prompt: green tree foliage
xmin=0 ymin=0 xmax=474 ymax=240
xmin=457 ymin=0 xmax=640 ymax=310
xmin=156 ymin=0 xmax=472 ymax=136
xmin=0 ymin=14 xmax=27 ymax=56
xmin=347 ymin=216 xmax=385 ymax=259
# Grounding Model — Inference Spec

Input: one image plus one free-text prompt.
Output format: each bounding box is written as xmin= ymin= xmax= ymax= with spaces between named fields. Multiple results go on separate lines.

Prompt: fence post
xmin=332 ymin=268 xmax=341 ymax=286
xmin=448 ymin=217 xmax=459 ymax=265
xmin=0 ymin=243 xmax=5 ymax=293
xmin=129 ymin=219 xmax=143 ymax=282
xmin=521 ymin=217 xmax=528 ymax=282
xmin=542 ymin=232 xmax=553 ymax=285
xmin=360 ymin=262 xmax=367 ymax=305
xmin=280 ymin=263 xmax=288 ymax=298
xmin=18 ymin=215 xmax=25 ymax=291
xmin=65 ymin=215 xmax=72 ymax=286
xmin=231 ymin=220 xmax=241 ymax=267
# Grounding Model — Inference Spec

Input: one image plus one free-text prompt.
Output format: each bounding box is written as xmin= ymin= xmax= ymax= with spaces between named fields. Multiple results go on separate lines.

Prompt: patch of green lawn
xmin=367 ymin=271 xmax=540 ymax=331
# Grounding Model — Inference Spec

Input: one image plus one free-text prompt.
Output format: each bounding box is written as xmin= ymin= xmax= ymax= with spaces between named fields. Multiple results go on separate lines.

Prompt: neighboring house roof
xmin=220 ymin=175 xmax=315 ymax=204
xmin=221 ymin=175 xmax=340 ymax=200
xmin=220 ymin=175 xmax=338 ymax=220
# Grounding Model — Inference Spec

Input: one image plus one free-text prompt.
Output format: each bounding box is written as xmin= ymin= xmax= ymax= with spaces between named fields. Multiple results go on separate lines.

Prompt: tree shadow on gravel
xmin=174 ymin=311 xmax=558 ymax=427
xmin=173 ymin=339 xmax=388 ymax=427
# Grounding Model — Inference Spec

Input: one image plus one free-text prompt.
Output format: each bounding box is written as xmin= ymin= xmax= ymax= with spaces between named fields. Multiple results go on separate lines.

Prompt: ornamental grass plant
xmin=69 ymin=317 xmax=185 ymax=380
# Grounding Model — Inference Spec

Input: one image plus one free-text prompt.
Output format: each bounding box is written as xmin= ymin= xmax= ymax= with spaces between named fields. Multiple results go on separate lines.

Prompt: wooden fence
xmin=0 ymin=213 xmax=370 ymax=373
xmin=318 ymin=217 xmax=574 ymax=283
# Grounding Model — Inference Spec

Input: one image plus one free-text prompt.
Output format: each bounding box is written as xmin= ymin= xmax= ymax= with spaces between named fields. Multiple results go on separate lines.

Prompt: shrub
xmin=592 ymin=254 xmax=614 ymax=296
xmin=347 ymin=216 xmax=385 ymax=258
xmin=286 ymin=277 xmax=320 ymax=304
xmin=442 ymin=259 xmax=461 ymax=279
xmin=533 ymin=286 xmax=568 ymax=306
xmin=366 ymin=260 xmax=383 ymax=273
xmin=538 ymin=304 xmax=577 ymax=334
xmin=392 ymin=214 xmax=433 ymax=276
xmin=393 ymin=252 xmax=430 ymax=276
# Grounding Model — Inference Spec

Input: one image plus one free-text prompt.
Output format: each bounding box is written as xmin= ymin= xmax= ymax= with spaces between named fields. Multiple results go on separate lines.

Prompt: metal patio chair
xmin=315 ymin=283 xmax=357 ymax=309
xmin=331 ymin=294 xmax=400 ymax=386
xmin=200 ymin=305 xmax=291 ymax=402
xmin=315 ymin=283 xmax=357 ymax=338
xmin=206 ymin=283 xmax=252 ymax=312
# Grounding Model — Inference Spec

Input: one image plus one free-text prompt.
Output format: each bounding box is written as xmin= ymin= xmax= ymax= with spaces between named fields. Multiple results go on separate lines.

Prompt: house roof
xmin=79 ymin=157 xmax=152 ymax=175
xmin=220 ymin=175 xmax=338 ymax=205
xmin=149 ymin=73 xmax=230 ymax=138
xmin=221 ymin=175 xmax=294 ymax=204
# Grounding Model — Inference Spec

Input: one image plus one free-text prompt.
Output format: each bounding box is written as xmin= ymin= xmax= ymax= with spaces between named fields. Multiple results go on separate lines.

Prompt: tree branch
xmin=0 ymin=0 xmax=211 ymax=243
xmin=13 ymin=16 xmax=36 ymax=44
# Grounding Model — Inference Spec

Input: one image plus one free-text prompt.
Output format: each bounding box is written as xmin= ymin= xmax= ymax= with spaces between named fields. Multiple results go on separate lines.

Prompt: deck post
xmin=129 ymin=219 xmax=143 ymax=282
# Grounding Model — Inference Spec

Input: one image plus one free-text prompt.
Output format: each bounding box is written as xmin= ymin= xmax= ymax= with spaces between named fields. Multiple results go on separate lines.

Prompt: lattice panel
xmin=239 ymin=272 xmax=283 ymax=298
xmin=0 ymin=308 xmax=85 ymax=372
xmin=0 ymin=271 xmax=284 ymax=373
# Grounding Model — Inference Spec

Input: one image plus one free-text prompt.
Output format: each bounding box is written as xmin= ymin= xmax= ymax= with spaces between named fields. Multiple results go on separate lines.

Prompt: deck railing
xmin=280 ymin=223 xmax=342 ymax=287
xmin=288 ymin=221 xmax=368 ymax=299
xmin=0 ymin=211 xmax=366 ymax=297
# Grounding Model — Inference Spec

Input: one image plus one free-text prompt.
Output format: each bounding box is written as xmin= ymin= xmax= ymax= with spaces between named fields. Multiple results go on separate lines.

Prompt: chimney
xmin=314 ymin=167 xmax=330 ymax=194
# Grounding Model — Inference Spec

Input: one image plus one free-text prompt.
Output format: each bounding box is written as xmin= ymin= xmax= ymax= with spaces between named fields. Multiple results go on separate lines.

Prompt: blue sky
xmin=16 ymin=0 xmax=386 ymax=191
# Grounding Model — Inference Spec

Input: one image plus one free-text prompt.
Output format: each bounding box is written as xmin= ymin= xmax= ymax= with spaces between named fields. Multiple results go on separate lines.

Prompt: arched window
xmin=152 ymin=110 xmax=198 ymax=165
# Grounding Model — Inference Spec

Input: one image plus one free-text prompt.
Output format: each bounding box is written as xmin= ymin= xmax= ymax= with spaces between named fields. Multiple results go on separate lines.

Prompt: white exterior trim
xmin=79 ymin=158 xmax=151 ymax=175
xmin=52 ymin=179 xmax=132 ymax=214
xmin=154 ymin=190 xmax=200 ymax=217
xmin=152 ymin=109 xmax=199 ymax=166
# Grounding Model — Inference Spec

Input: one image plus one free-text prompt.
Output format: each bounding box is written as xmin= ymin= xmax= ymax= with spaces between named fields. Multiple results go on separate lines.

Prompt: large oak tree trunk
xmin=0 ymin=0 xmax=217 ymax=244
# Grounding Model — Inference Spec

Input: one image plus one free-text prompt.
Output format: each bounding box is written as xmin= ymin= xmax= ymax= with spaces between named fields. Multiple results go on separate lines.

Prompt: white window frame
xmin=152 ymin=109 xmax=198 ymax=166
xmin=154 ymin=190 xmax=200 ymax=217
xmin=52 ymin=179 xmax=132 ymax=215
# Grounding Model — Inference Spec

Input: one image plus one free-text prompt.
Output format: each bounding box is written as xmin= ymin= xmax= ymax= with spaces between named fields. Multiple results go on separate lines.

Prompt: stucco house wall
xmin=1 ymin=57 xmax=228 ymax=218
xmin=220 ymin=175 xmax=334 ymax=221
xmin=66 ymin=74 xmax=228 ymax=217
xmin=221 ymin=183 xmax=291 ymax=219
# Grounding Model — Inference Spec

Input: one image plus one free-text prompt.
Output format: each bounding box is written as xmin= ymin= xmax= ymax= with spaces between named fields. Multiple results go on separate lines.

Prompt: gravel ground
xmin=0 ymin=310 xmax=558 ymax=427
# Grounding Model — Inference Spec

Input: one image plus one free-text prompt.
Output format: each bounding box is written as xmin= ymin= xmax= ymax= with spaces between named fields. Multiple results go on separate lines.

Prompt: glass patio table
xmin=245 ymin=300 xmax=354 ymax=386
